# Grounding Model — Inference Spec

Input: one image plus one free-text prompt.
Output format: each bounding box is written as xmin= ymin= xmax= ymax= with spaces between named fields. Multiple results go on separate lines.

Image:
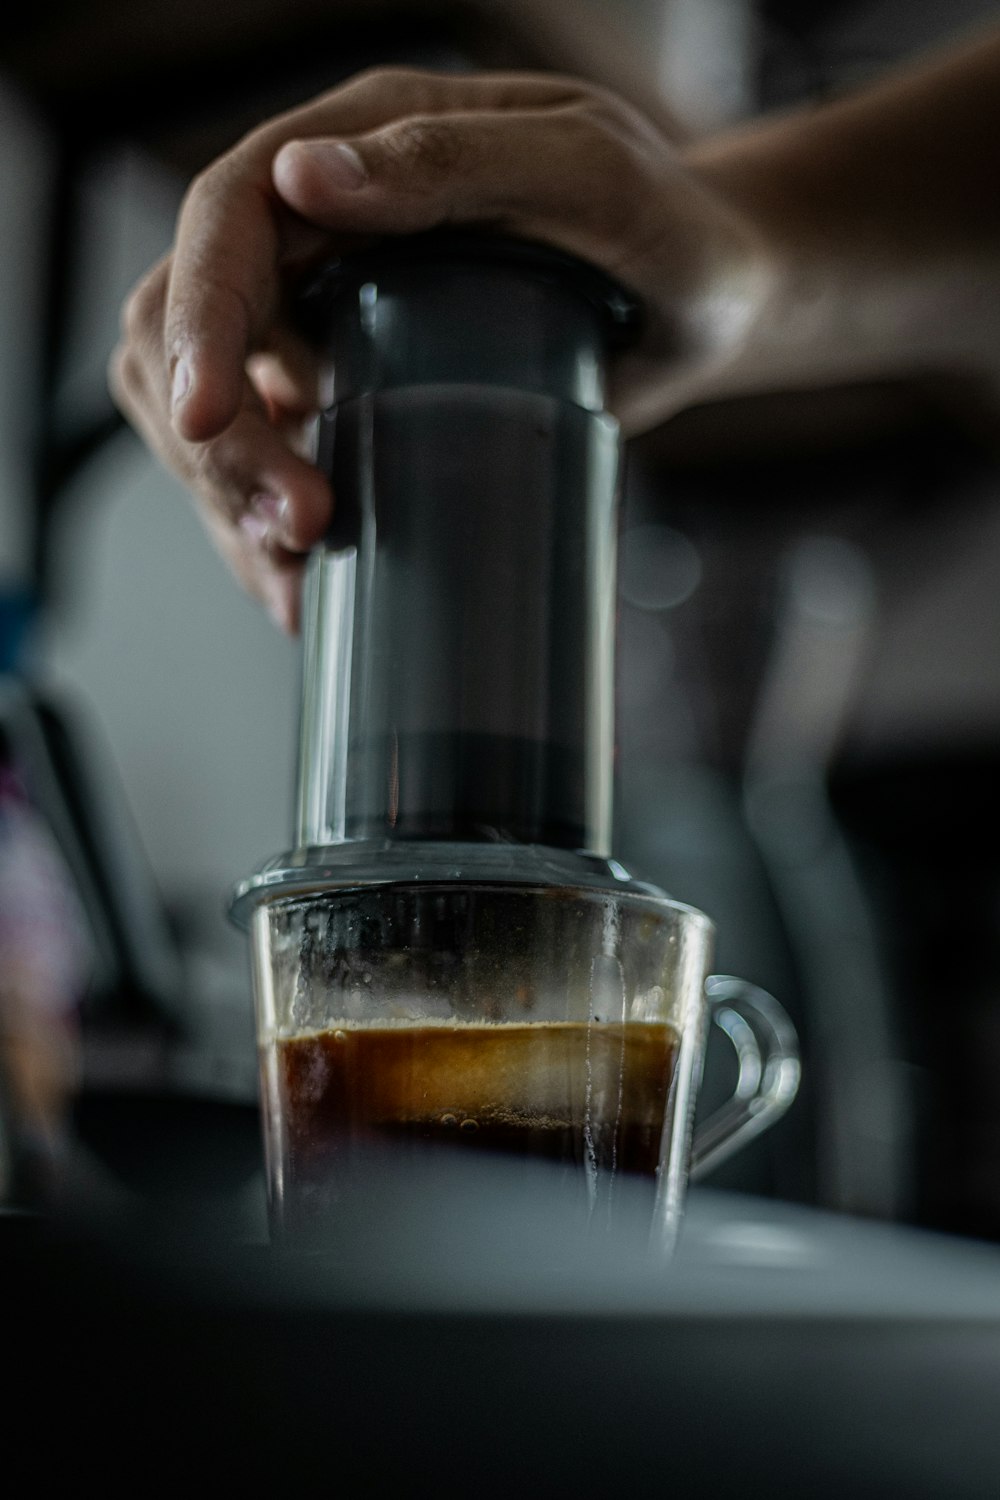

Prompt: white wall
xmin=40 ymin=435 xmax=299 ymax=901
xmin=0 ymin=106 xmax=298 ymax=1005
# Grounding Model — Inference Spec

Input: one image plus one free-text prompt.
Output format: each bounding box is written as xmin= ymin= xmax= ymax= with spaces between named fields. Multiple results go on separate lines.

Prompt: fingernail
xmin=170 ymin=357 xmax=191 ymax=412
xmin=241 ymin=493 xmax=289 ymax=544
xmin=240 ymin=511 xmax=270 ymax=543
xmin=251 ymin=491 xmax=288 ymax=526
xmin=302 ymin=140 xmax=368 ymax=190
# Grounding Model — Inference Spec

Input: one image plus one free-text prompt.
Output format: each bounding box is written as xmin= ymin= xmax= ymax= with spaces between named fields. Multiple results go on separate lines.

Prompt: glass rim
xmin=236 ymin=873 xmax=714 ymax=937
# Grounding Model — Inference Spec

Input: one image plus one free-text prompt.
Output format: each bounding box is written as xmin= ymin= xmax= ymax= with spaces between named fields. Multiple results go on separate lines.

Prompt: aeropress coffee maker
xmin=230 ymin=232 xmax=799 ymax=1249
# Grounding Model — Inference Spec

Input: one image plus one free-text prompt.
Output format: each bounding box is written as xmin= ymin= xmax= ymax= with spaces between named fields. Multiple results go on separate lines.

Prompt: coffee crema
xmin=266 ymin=1020 xmax=679 ymax=1230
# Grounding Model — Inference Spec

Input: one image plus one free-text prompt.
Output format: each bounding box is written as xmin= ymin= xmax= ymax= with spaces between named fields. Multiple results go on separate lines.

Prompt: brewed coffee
xmin=266 ymin=1020 xmax=678 ymax=1230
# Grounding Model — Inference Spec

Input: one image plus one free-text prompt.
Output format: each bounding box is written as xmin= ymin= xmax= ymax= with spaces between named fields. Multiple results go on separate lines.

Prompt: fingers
xmin=270 ymin=79 xmax=774 ymax=436
xmin=269 ymin=95 xmax=709 ymax=364
xmin=163 ymin=69 xmax=588 ymax=446
xmin=272 ymin=101 xmax=655 ymax=263
xmin=113 ymin=64 xmax=771 ymax=632
xmin=249 ymin=66 xmax=589 ymax=145
xmin=267 ymin=69 xmax=769 ymax=373
xmin=115 ymin=68 xmax=625 ymax=632
xmin=111 ymin=261 xmax=331 ymax=630
xmin=201 ymin=504 xmax=309 ymax=635
xmin=165 ymin=179 xmax=283 ymax=444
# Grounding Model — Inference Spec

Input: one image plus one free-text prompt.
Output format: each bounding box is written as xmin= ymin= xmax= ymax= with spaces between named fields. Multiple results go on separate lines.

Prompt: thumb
xmin=271 ymin=117 xmax=490 ymax=237
xmin=270 ymin=108 xmax=648 ymax=252
xmin=273 ymin=137 xmax=375 ymax=212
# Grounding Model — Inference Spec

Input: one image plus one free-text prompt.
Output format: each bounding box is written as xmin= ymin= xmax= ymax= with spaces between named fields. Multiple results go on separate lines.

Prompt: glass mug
xmin=249 ymin=881 xmax=799 ymax=1251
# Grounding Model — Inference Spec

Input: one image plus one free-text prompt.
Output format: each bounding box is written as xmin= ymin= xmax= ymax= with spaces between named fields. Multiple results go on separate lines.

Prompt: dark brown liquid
xmin=268 ymin=1021 xmax=678 ymax=1230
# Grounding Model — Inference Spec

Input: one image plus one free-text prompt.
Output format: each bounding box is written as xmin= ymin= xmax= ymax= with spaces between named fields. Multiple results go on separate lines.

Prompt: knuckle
xmin=298 ymin=65 xmax=432 ymax=127
xmin=177 ymin=150 xmax=250 ymax=233
xmin=182 ymin=152 xmax=231 ymax=206
xmin=573 ymin=89 xmax=631 ymax=136
xmin=350 ymin=63 xmax=424 ymax=95
xmin=121 ymin=266 xmax=165 ymax=340
xmin=561 ymin=99 xmax=631 ymax=168
xmin=343 ymin=64 xmax=441 ymax=111
xmin=193 ymin=436 xmax=253 ymax=525
xmin=177 ymin=163 xmax=213 ymax=223
xmin=561 ymin=89 xmax=654 ymax=173
xmin=106 ymin=343 xmax=133 ymax=407
xmin=382 ymin=115 xmax=467 ymax=179
xmin=559 ymin=106 xmax=651 ymax=230
xmin=200 ymin=474 xmax=245 ymax=533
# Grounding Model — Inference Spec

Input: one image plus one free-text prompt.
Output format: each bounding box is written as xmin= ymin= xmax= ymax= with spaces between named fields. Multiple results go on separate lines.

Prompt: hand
xmin=110 ymin=68 xmax=774 ymax=630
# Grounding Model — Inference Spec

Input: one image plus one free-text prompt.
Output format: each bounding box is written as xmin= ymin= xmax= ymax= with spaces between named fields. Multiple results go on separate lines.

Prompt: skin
xmin=110 ymin=26 xmax=1000 ymax=631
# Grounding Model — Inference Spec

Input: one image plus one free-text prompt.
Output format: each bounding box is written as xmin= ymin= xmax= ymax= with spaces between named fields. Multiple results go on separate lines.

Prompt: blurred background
xmin=3 ymin=0 xmax=1000 ymax=1241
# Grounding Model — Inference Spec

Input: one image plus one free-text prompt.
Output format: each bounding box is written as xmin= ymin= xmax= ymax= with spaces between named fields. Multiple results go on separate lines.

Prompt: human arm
xmin=110 ymin=24 xmax=1000 ymax=629
xmin=687 ymin=23 xmax=1000 ymax=407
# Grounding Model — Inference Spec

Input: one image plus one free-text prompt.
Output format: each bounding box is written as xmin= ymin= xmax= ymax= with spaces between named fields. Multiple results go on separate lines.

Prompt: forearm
xmin=688 ymin=24 xmax=1000 ymax=399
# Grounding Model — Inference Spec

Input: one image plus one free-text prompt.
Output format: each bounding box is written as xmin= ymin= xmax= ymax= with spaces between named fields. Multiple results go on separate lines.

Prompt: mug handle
xmin=689 ymin=976 xmax=801 ymax=1181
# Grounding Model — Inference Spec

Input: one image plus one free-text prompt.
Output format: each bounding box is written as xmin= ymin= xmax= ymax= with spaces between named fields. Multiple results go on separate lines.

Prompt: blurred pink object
xmin=0 ymin=760 xmax=90 ymax=1190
